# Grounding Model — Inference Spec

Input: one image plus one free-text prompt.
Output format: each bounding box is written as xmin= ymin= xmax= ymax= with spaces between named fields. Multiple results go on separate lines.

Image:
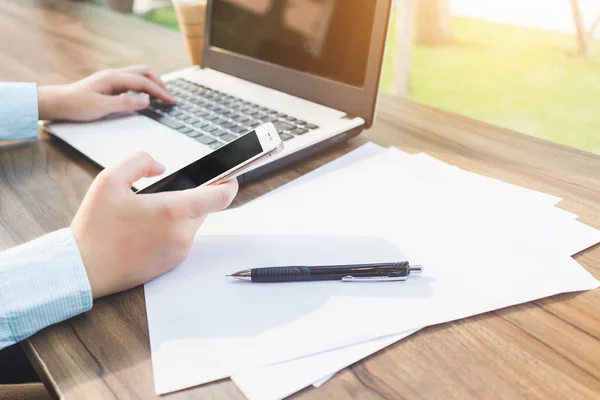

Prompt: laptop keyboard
xmin=139 ymin=78 xmax=320 ymax=149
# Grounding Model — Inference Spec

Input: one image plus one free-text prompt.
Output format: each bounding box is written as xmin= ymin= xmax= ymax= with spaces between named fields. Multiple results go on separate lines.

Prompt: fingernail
xmin=135 ymin=94 xmax=150 ymax=107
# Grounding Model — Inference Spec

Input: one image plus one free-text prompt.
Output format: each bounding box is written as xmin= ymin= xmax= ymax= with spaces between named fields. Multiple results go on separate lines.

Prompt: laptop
xmin=47 ymin=0 xmax=392 ymax=191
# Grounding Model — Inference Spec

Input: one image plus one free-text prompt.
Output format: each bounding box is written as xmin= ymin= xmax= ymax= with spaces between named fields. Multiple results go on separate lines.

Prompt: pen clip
xmin=341 ymin=275 xmax=408 ymax=282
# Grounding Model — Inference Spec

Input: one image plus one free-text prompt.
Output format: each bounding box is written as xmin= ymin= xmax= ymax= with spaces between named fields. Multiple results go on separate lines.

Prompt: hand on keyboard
xmin=38 ymin=65 xmax=175 ymax=122
xmin=139 ymin=78 xmax=320 ymax=149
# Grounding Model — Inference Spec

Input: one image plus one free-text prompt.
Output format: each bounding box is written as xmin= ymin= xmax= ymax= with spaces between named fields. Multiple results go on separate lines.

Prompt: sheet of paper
xmin=232 ymin=331 xmax=416 ymax=400
xmin=312 ymin=374 xmax=334 ymax=388
xmin=229 ymin=146 xmax=583 ymax=399
xmin=409 ymin=152 xmax=563 ymax=207
xmin=228 ymin=149 xmax=596 ymax=398
xmin=261 ymin=142 xmax=386 ymax=195
xmin=146 ymin=149 xmax=600 ymax=395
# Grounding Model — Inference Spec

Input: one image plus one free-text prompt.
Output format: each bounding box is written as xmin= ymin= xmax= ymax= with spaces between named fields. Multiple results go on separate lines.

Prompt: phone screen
xmin=138 ymin=130 xmax=263 ymax=193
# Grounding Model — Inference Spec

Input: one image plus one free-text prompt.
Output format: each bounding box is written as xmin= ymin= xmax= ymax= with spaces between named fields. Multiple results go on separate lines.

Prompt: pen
xmin=227 ymin=262 xmax=423 ymax=283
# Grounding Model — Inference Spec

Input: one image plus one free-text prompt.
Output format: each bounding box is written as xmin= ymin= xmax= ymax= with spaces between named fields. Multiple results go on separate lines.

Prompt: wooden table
xmin=1 ymin=1 xmax=599 ymax=399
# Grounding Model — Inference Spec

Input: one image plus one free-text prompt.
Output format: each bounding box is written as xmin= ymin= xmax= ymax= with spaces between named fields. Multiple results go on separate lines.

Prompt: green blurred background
xmin=140 ymin=0 xmax=600 ymax=154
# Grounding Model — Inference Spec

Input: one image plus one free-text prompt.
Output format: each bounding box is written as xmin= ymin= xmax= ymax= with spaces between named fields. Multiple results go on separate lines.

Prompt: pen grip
xmin=252 ymin=266 xmax=312 ymax=283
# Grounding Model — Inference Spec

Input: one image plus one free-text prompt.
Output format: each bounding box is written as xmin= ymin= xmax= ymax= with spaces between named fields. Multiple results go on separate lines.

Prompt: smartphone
xmin=137 ymin=122 xmax=284 ymax=193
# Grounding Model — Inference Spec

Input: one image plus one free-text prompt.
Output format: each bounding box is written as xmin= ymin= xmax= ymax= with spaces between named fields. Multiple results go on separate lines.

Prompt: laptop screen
xmin=209 ymin=0 xmax=377 ymax=88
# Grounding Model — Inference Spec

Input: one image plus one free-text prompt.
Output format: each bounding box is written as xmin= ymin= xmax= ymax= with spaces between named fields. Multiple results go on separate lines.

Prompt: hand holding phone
xmin=137 ymin=122 xmax=283 ymax=193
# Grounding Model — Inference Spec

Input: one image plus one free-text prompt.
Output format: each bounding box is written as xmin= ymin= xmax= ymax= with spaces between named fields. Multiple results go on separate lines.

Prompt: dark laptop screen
xmin=209 ymin=0 xmax=377 ymax=88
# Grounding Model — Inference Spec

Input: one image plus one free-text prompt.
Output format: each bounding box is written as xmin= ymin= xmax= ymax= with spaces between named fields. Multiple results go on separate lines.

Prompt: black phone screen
xmin=137 ymin=130 xmax=263 ymax=193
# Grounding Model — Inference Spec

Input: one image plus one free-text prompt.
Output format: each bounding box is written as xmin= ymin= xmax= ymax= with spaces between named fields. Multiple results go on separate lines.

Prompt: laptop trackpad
xmin=48 ymin=114 xmax=211 ymax=189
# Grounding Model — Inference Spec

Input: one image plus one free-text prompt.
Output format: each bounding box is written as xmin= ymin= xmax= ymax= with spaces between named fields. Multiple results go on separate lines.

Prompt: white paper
xmin=262 ymin=142 xmax=386 ymax=195
xmin=146 ymin=149 xmax=600 ymax=395
xmin=232 ymin=331 xmax=416 ymax=400
xmin=312 ymin=374 xmax=334 ymax=388
xmin=230 ymin=146 xmax=585 ymax=399
xmin=228 ymin=150 xmax=598 ymax=399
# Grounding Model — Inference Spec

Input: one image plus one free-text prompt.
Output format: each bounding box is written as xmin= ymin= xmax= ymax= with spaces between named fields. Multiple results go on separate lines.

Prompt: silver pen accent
xmin=227 ymin=270 xmax=252 ymax=281
xmin=342 ymin=265 xmax=423 ymax=282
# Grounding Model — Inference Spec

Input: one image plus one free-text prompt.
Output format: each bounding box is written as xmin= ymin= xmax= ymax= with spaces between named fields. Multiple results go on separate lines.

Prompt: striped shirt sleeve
xmin=0 ymin=229 xmax=93 ymax=350
xmin=0 ymin=82 xmax=39 ymax=141
xmin=0 ymin=83 xmax=93 ymax=349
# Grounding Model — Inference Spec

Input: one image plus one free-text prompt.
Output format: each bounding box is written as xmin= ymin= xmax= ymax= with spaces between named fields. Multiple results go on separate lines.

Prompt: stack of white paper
xmin=144 ymin=143 xmax=599 ymax=399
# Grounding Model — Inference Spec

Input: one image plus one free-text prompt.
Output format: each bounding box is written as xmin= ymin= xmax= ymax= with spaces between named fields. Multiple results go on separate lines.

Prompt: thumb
xmin=102 ymin=92 xmax=150 ymax=114
xmin=104 ymin=151 xmax=165 ymax=188
xmin=157 ymin=179 xmax=239 ymax=219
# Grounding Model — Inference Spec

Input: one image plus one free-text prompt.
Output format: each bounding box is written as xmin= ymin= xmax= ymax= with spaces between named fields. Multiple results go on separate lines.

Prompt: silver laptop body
xmin=47 ymin=0 xmax=391 ymax=190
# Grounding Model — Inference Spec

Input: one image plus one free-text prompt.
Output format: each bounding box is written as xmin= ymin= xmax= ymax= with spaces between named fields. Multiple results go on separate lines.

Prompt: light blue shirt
xmin=0 ymin=83 xmax=93 ymax=350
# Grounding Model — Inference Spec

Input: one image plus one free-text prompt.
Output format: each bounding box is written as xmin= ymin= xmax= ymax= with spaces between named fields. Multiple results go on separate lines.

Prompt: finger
xmin=104 ymin=151 xmax=165 ymax=188
xmin=102 ymin=71 xmax=175 ymax=104
xmin=156 ymin=179 xmax=239 ymax=219
xmin=119 ymin=65 xmax=169 ymax=91
xmin=101 ymin=92 xmax=151 ymax=114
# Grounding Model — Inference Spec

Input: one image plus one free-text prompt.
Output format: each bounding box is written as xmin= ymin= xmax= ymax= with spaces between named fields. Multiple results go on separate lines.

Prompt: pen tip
xmin=409 ymin=265 xmax=424 ymax=274
xmin=227 ymin=270 xmax=252 ymax=279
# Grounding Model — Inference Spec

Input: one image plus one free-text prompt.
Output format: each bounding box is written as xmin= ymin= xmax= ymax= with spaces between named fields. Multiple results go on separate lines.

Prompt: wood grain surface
xmin=1 ymin=1 xmax=599 ymax=399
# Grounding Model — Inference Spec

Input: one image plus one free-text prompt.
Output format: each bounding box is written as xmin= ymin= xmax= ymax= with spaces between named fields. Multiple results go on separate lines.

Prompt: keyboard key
xmin=214 ymin=108 xmax=229 ymax=115
xmin=221 ymin=133 xmax=238 ymax=142
xmin=195 ymin=135 xmax=216 ymax=145
xmin=203 ymin=125 xmax=219 ymax=133
xmin=152 ymin=100 xmax=173 ymax=110
xmin=258 ymin=106 xmax=269 ymax=112
xmin=187 ymin=130 xmax=204 ymax=138
xmin=306 ymin=124 xmax=319 ymax=130
xmin=213 ymin=129 xmax=229 ymax=137
xmin=247 ymin=121 xmax=261 ymax=128
xmin=290 ymin=127 xmax=308 ymax=135
xmin=220 ymin=110 xmax=235 ymax=118
xmin=206 ymin=114 xmax=220 ymax=121
xmin=179 ymin=115 xmax=194 ymax=122
xmin=222 ymin=122 xmax=237 ymax=129
xmin=232 ymin=125 xmax=248 ymax=134
xmin=214 ymin=118 xmax=228 ymax=125
xmin=194 ymin=110 xmax=211 ymax=118
xmin=273 ymin=121 xmax=295 ymax=131
xmin=296 ymin=120 xmax=308 ymax=125
xmin=186 ymin=118 xmax=202 ymax=126
xmin=209 ymin=142 xmax=223 ymax=149
xmin=194 ymin=121 xmax=210 ymax=129
xmin=280 ymin=133 xmax=294 ymax=141
xmin=178 ymin=127 xmax=193 ymax=134
xmin=154 ymin=115 xmax=183 ymax=130
xmin=141 ymin=109 xmax=183 ymax=130
xmin=286 ymin=117 xmax=298 ymax=123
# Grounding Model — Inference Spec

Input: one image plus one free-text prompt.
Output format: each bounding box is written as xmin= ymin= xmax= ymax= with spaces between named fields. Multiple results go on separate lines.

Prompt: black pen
xmin=227 ymin=262 xmax=423 ymax=283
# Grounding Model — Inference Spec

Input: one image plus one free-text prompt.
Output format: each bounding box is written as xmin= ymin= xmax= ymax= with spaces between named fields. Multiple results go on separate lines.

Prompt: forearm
xmin=37 ymin=85 xmax=70 ymax=121
xmin=0 ymin=229 xmax=93 ymax=350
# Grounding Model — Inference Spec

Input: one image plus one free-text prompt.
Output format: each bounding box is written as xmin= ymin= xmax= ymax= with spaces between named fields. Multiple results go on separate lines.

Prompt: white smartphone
xmin=136 ymin=122 xmax=283 ymax=193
